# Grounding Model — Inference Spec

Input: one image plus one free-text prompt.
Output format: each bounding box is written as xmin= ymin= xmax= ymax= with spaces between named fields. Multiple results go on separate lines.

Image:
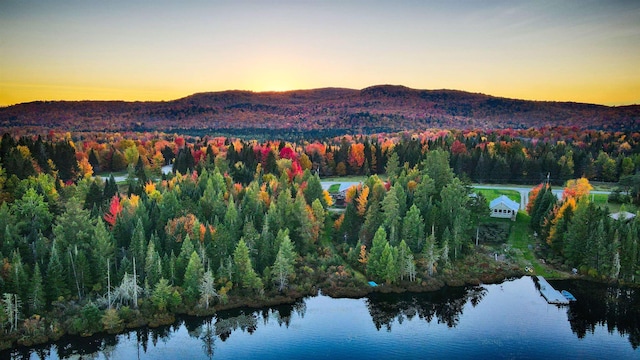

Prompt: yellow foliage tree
xmin=356 ymin=186 xmax=370 ymax=216
xmin=562 ymin=177 xmax=593 ymax=201
xmin=358 ymin=245 xmax=368 ymax=265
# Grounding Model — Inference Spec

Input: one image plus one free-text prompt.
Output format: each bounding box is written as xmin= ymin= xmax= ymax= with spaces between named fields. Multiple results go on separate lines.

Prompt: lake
xmin=6 ymin=276 xmax=639 ymax=359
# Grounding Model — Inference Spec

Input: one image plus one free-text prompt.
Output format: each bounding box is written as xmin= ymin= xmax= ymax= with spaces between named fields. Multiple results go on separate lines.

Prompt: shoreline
xmin=1 ymin=264 xmax=530 ymax=352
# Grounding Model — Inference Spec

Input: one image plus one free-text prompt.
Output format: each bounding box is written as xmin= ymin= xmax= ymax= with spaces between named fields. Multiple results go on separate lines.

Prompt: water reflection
xmin=3 ymin=278 xmax=639 ymax=359
xmin=556 ymin=280 xmax=640 ymax=349
xmin=366 ymin=285 xmax=488 ymax=330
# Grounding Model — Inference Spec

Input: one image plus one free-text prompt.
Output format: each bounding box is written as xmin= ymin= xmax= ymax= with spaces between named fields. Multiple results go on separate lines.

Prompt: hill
xmin=1 ymin=85 xmax=639 ymax=135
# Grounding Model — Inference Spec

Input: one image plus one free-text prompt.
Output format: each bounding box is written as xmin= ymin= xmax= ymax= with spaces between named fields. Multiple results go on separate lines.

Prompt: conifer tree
xmin=233 ymin=239 xmax=263 ymax=294
xmin=367 ymin=226 xmax=388 ymax=280
xmin=272 ymin=233 xmax=296 ymax=292
xmin=30 ymin=262 xmax=45 ymax=314
xmin=183 ymin=251 xmax=204 ymax=304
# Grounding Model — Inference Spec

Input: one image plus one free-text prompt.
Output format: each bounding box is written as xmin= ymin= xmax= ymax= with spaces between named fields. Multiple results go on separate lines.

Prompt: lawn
xmin=328 ymin=184 xmax=341 ymax=193
xmin=505 ymin=212 xmax=564 ymax=278
xmin=475 ymin=189 xmax=520 ymax=203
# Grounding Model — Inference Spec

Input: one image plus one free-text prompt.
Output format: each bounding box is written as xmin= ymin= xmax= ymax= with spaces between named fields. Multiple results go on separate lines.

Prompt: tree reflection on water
xmin=4 ymin=280 xmax=639 ymax=359
xmin=559 ymin=280 xmax=640 ymax=349
xmin=366 ymin=286 xmax=487 ymax=331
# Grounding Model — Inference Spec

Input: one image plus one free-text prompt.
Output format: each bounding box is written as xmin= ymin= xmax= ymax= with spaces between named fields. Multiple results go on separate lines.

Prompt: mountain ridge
xmin=2 ymin=85 xmax=639 ymax=133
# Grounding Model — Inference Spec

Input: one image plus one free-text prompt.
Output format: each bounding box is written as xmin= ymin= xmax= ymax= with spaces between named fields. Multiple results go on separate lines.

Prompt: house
xmin=609 ymin=211 xmax=636 ymax=222
xmin=489 ymin=195 xmax=519 ymax=221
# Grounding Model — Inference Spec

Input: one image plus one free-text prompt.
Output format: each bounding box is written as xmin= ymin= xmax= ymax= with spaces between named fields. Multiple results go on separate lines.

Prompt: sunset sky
xmin=1 ymin=0 xmax=639 ymax=107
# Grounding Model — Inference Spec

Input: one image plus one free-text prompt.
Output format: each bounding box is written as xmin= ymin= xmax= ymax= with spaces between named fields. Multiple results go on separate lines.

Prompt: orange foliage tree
xmin=562 ymin=177 xmax=593 ymax=201
xmin=348 ymin=143 xmax=365 ymax=173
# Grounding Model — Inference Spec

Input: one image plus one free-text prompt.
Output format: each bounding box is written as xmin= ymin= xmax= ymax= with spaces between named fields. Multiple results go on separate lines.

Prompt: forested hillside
xmin=2 ymin=85 xmax=639 ymax=135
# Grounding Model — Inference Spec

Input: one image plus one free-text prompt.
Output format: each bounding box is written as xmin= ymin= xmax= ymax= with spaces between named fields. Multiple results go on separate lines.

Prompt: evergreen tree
xmin=30 ymin=262 xmax=45 ymax=314
xmin=366 ymin=226 xmax=388 ymax=281
xmin=402 ymin=204 xmax=425 ymax=253
xmin=91 ymin=219 xmax=115 ymax=291
xmin=304 ymin=173 xmax=324 ymax=206
xmin=84 ymin=180 xmax=104 ymax=211
xmin=176 ymin=235 xmax=195 ymax=284
xmin=183 ymin=251 xmax=204 ymax=304
xmin=46 ymin=242 xmax=66 ymax=305
xmin=385 ymin=151 xmax=400 ymax=179
xmin=382 ymin=185 xmax=400 ymax=245
xmin=130 ymin=219 xmax=147 ymax=277
xmin=233 ymin=239 xmax=263 ymax=294
xmin=272 ymin=232 xmax=297 ymax=292
xmin=423 ymin=227 xmax=438 ymax=276
xmin=381 ymin=243 xmax=398 ymax=284
xmin=144 ymin=239 xmax=162 ymax=288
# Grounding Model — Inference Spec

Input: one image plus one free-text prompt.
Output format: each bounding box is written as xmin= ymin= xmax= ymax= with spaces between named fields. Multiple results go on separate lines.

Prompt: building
xmin=609 ymin=211 xmax=636 ymax=222
xmin=489 ymin=195 xmax=519 ymax=221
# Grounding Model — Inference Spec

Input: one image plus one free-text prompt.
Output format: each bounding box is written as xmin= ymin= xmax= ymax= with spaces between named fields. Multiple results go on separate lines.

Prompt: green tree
xmin=183 ymin=251 xmax=204 ymax=304
xmin=423 ymin=227 xmax=438 ymax=276
xmin=151 ymin=278 xmax=181 ymax=312
xmin=423 ymin=149 xmax=454 ymax=197
xmin=382 ymin=185 xmax=400 ymax=245
xmin=233 ymin=239 xmax=263 ymax=294
xmin=91 ymin=219 xmax=114 ymax=292
xmin=46 ymin=242 xmax=67 ymax=305
xmin=366 ymin=226 xmax=388 ymax=281
xmin=304 ymin=173 xmax=324 ymax=206
xmin=30 ymin=262 xmax=45 ymax=314
xmin=13 ymin=187 xmax=53 ymax=237
xmin=176 ymin=235 xmax=195 ymax=283
xmin=272 ymin=233 xmax=297 ymax=292
xmin=385 ymin=151 xmax=400 ymax=179
xmin=402 ymin=204 xmax=425 ymax=253
xmin=439 ymin=178 xmax=471 ymax=259
xmin=130 ymin=218 xmax=147 ymax=276
xmin=144 ymin=239 xmax=162 ymax=288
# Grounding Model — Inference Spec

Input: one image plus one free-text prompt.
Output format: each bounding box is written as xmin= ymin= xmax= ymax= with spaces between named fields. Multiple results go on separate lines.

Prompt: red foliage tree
xmin=104 ymin=195 xmax=123 ymax=227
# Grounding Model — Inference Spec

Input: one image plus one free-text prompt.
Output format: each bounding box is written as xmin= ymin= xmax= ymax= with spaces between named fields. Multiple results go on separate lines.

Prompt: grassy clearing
xmin=475 ymin=189 xmax=520 ymax=203
xmin=506 ymin=212 xmax=564 ymax=278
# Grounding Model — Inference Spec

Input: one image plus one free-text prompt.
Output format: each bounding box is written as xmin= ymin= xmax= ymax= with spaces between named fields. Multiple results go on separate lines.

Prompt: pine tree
xmin=183 ymin=251 xmax=204 ymax=304
xmin=272 ymin=233 xmax=296 ymax=292
xmin=381 ymin=243 xmax=398 ymax=284
xmin=130 ymin=219 xmax=147 ymax=276
xmin=92 ymin=219 xmax=115 ymax=291
xmin=423 ymin=227 xmax=438 ymax=276
xmin=366 ymin=226 xmax=388 ymax=280
xmin=46 ymin=242 xmax=66 ymax=305
xmin=176 ymin=235 xmax=195 ymax=284
xmin=402 ymin=204 xmax=425 ymax=253
xmin=233 ymin=239 xmax=263 ymax=294
xmin=144 ymin=239 xmax=162 ymax=288
xmin=30 ymin=262 xmax=45 ymax=314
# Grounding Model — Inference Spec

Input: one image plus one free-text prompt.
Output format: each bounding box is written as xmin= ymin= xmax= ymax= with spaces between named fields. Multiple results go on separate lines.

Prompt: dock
xmin=535 ymin=276 xmax=569 ymax=305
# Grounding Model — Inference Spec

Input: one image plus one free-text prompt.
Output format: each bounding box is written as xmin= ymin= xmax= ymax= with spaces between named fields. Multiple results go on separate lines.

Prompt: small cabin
xmin=490 ymin=195 xmax=519 ymax=221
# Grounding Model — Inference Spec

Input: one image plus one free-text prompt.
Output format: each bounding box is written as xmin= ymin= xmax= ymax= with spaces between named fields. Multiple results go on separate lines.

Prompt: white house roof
xmin=489 ymin=195 xmax=519 ymax=211
xmin=609 ymin=211 xmax=636 ymax=221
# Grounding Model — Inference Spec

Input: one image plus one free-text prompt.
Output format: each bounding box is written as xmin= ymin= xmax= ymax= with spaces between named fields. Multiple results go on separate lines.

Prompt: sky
xmin=1 ymin=0 xmax=639 ymax=107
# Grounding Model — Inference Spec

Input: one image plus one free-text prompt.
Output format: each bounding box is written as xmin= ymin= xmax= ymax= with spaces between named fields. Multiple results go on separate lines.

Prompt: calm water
xmin=7 ymin=276 xmax=640 ymax=359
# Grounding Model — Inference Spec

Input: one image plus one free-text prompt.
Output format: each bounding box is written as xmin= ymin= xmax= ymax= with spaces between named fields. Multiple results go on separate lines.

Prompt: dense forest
xmin=0 ymin=127 xmax=639 ymax=348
